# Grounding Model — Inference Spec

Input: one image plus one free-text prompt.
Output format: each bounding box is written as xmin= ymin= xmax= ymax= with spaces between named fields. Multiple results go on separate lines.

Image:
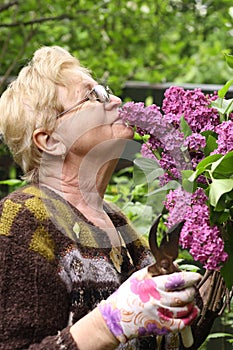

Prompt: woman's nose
xmin=104 ymin=94 xmax=122 ymax=110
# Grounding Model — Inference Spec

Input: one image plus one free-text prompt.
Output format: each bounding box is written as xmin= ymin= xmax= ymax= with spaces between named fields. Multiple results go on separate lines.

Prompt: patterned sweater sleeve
xmin=0 ymin=194 xmax=78 ymax=350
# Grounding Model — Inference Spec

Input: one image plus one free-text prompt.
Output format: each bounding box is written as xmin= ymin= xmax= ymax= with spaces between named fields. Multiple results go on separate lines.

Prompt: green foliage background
xmin=1 ymin=0 xmax=233 ymax=95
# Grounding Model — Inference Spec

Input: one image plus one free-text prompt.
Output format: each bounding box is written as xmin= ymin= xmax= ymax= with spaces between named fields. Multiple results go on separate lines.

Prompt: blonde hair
xmin=0 ymin=46 xmax=90 ymax=182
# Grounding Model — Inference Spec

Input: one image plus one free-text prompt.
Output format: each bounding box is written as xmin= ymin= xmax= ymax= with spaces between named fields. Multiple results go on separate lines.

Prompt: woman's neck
xmin=41 ymin=176 xmax=122 ymax=247
xmin=40 ymin=154 xmax=118 ymax=221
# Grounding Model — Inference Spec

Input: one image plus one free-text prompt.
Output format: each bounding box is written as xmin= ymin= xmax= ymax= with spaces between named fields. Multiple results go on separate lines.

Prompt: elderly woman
xmin=0 ymin=46 xmax=200 ymax=350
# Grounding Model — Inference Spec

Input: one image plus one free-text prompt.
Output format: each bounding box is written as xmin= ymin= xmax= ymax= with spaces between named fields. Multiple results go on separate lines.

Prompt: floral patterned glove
xmin=98 ymin=267 xmax=201 ymax=343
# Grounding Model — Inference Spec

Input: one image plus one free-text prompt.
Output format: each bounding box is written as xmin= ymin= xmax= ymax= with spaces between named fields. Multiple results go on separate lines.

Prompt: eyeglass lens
xmin=56 ymin=85 xmax=111 ymax=119
xmin=89 ymin=85 xmax=110 ymax=103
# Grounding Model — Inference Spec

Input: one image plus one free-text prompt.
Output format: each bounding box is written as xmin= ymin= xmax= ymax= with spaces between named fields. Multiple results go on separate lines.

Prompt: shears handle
xmin=148 ymin=215 xmax=193 ymax=349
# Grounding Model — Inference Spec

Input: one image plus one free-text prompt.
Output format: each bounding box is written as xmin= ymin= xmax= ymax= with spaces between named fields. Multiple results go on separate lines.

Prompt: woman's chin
xmin=112 ymin=123 xmax=134 ymax=139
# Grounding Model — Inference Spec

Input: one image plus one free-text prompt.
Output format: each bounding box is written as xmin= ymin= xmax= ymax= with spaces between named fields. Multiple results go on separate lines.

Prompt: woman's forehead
xmin=72 ymin=70 xmax=96 ymax=87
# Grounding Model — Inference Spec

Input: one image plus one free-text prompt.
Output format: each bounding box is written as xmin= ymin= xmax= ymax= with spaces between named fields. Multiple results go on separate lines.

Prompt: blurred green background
xmin=1 ymin=0 xmax=233 ymax=93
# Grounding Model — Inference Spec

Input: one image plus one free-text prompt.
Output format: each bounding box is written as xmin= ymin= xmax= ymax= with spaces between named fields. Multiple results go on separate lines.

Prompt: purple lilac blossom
xmin=99 ymin=303 xmax=123 ymax=337
xmin=162 ymin=86 xmax=186 ymax=117
xmin=190 ymin=151 xmax=206 ymax=169
xmin=164 ymin=112 xmax=182 ymax=128
xmin=161 ymin=87 xmax=218 ymax=169
xmin=120 ymin=102 xmax=191 ymax=184
xmin=119 ymin=92 xmax=228 ymax=270
xmin=184 ymin=133 xmax=206 ymax=150
xmin=159 ymin=172 xmax=175 ymax=186
xmin=164 ymin=188 xmax=228 ymax=270
xmin=141 ymin=143 xmax=157 ymax=160
xmin=163 ymin=187 xmax=193 ymax=226
xmin=162 ymin=87 xmax=219 ymax=133
xmin=120 ymin=102 xmax=162 ymax=135
xmin=212 ymin=120 xmax=233 ymax=155
xmin=146 ymin=135 xmax=163 ymax=150
xmin=159 ymin=152 xmax=183 ymax=180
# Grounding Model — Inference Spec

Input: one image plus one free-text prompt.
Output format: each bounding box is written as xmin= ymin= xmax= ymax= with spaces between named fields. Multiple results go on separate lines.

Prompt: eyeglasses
xmin=56 ymin=84 xmax=111 ymax=119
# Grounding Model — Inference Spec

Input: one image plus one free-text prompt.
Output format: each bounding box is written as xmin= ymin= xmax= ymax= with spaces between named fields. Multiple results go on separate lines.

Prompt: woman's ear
xmin=33 ymin=129 xmax=67 ymax=156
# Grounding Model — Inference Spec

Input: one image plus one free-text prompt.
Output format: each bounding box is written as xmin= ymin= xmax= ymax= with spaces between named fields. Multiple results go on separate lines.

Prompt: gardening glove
xmin=98 ymin=267 xmax=201 ymax=343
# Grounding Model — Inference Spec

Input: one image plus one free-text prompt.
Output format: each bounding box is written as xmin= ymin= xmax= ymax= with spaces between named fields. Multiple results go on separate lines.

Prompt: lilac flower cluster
xmin=119 ymin=101 xmax=191 ymax=184
xmin=184 ymin=133 xmax=206 ymax=150
xmin=164 ymin=187 xmax=228 ymax=270
xmin=213 ymin=120 xmax=233 ymax=155
xmin=119 ymin=86 xmax=230 ymax=271
xmin=120 ymin=87 xmax=220 ymax=185
xmin=162 ymin=87 xmax=220 ymax=132
xmin=184 ymin=133 xmax=207 ymax=169
xmin=162 ymin=87 xmax=220 ymax=169
xmin=141 ymin=143 xmax=157 ymax=160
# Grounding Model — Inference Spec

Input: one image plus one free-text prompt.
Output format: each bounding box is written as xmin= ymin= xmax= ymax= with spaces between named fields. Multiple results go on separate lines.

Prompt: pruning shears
xmin=148 ymin=214 xmax=184 ymax=276
xmin=147 ymin=215 xmax=193 ymax=349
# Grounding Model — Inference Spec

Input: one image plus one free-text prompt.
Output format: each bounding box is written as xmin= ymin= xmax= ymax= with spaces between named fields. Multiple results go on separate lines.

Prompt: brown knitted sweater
xmin=0 ymin=184 xmax=156 ymax=350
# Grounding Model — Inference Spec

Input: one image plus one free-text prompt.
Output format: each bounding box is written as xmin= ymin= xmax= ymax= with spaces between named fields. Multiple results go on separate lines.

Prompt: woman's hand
xmin=98 ymin=267 xmax=201 ymax=343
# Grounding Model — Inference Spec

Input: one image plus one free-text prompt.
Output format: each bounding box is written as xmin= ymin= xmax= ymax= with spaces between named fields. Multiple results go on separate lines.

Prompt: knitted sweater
xmin=0 ymin=184 xmax=156 ymax=350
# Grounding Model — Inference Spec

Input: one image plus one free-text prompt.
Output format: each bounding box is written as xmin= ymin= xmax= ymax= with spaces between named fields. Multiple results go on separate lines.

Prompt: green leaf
xmin=188 ymin=167 xmax=205 ymax=182
xmin=218 ymin=79 xmax=233 ymax=98
xmin=202 ymin=133 xmax=218 ymax=156
xmin=181 ymin=170 xmax=196 ymax=193
xmin=210 ymin=98 xmax=233 ymax=115
xmin=179 ymin=115 xmax=192 ymax=138
xmin=210 ymin=97 xmax=225 ymax=113
xmin=133 ymin=157 xmax=164 ymax=185
xmin=207 ymin=333 xmax=233 ymax=339
xmin=209 ymin=179 xmax=233 ymax=207
xmin=211 ymin=150 xmax=233 ymax=176
xmin=178 ymin=264 xmax=200 ymax=272
xmin=212 ymin=195 xmax=228 ymax=212
xmin=104 ymin=194 xmax=121 ymax=202
xmin=224 ymin=53 xmax=233 ymax=69
xmin=211 ymin=97 xmax=233 ymax=117
xmin=196 ymin=153 xmax=222 ymax=170
xmin=147 ymin=180 xmax=180 ymax=196
xmin=0 ymin=179 xmax=23 ymax=186
xmin=218 ymin=211 xmax=230 ymax=224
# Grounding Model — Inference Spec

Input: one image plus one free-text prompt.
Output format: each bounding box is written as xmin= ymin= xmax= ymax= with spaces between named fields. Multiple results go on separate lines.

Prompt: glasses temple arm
xmin=56 ymin=97 xmax=89 ymax=119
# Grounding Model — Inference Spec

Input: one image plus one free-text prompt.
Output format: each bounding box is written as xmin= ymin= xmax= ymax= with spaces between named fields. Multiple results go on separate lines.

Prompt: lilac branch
xmin=0 ymin=14 xmax=75 ymax=27
xmin=0 ymin=1 xmax=18 ymax=13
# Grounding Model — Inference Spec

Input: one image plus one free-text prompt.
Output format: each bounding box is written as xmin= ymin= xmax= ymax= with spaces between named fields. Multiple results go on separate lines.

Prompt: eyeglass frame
xmin=56 ymin=84 xmax=111 ymax=119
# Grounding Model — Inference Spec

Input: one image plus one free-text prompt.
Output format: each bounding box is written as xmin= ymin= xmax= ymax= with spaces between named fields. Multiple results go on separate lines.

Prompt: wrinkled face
xmin=54 ymin=72 xmax=134 ymax=158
